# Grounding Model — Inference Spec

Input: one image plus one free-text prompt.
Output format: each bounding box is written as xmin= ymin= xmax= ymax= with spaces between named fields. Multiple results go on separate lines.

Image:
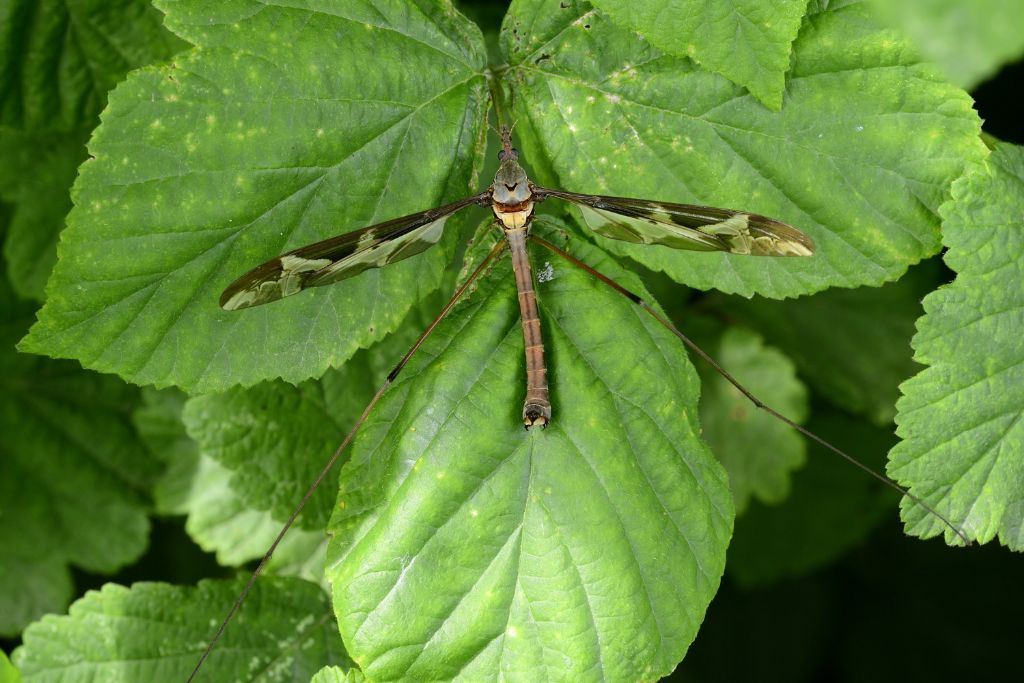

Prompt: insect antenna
xmin=530 ymin=234 xmax=972 ymax=547
xmin=186 ymin=239 xmax=509 ymax=682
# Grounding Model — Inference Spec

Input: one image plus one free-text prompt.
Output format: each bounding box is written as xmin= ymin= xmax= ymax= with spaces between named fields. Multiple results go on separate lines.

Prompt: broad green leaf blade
xmin=181 ymin=288 xmax=450 ymax=531
xmin=503 ymin=0 xmax=985 ymax=299
xmin=11 ymin=579 xmax=350 ymax=682
xmin=132 ymin=387 xmax=198 ymax=516
xmin=179 ymin=452 xmax=328 ymax=575
xmin=0 ymin=0 xmax=186 ymax=300
xmin=0 ymin=130 xmax=87 ymax=300
xmin=20 ymin=0 xmax=489 ymax=392
xmin=312 ymin=667 xmax=366 ymax=683
xmin=870 ymin=0 xmax=1024 ymax=89
xmin=183 ymin=376 xmax=356 ymax=531
xmin=0 ymin=282 xmax=156 ymax=636
xmin=723 ymin=259 xmax=946 ymax=425
xmin=697 ymin=326 xmax=808 ymax=514
xmin=0 ymin=651 xmax=22 ymax=683
xmin=327 ymin=222 xmax=733 ymax=681
xmin=588 ymin=0 xmax=809 ymax=109
xmin=728 ymin=411 xmax=895 ymax=586
xmin=134 ymin=388 xmax=325 ymax=574
xmin=890 ymin=142 xmax=1024 ymax=549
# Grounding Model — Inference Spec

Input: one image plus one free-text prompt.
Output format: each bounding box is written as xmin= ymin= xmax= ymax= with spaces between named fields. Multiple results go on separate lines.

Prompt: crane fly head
xmin=493 ymin=129 xmax=530 ymax=205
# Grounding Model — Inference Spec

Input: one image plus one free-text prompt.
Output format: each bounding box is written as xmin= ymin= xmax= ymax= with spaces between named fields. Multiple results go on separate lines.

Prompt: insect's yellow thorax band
xmin=494 ymin=201 xmax=534 ymax=230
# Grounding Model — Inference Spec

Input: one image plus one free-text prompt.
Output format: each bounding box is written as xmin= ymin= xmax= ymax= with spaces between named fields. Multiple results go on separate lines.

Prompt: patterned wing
xmin=539 ymin=189 xmax=814 ymax=257
xmin=220 ymin=193 xmax=487 ymax=310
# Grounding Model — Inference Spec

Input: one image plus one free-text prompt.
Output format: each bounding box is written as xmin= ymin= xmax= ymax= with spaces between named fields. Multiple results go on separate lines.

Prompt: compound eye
xmin=497 ymin=150 xmax=508 ymax=161
xmin=511 ymin=148 xmax=519 ymax=156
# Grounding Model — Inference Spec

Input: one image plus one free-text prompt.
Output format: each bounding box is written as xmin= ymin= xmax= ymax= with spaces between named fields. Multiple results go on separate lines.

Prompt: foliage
xmin=890 ymin=142 xmax=1024 ymax=549
xmin=3 ymin=0 xmax=1022 ymax=681
xmin=870 ymin=0 xmax=1024 ymax=89
xmin=13 ymin=579 xmax=350 ymax=681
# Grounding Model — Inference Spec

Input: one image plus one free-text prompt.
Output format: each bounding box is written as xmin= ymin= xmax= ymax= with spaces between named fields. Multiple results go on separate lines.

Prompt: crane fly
xmin=194 ymin=126 xmax=966 ymax=681
xmin=221 ymin=126 xmax=813 ymax=428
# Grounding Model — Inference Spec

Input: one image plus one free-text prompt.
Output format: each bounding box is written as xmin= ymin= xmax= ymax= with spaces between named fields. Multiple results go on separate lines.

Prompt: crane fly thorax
xmin=491 ymin=152 xmax=535 ymax=231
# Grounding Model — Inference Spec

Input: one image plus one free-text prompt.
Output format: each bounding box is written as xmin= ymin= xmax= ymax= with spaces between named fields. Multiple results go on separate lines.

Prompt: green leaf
xmin=723 ymin=259 xmax=946 ymax=425
xmin=0 ymin=282 xmax=156 ymax=636
xmin=0 ymin=651 xmax=22 ymax=683
xmin=588 ymin=0 xmax=809 ymax=109
xmin=182 ymin=452 xmax=329 ymax=575
xmin=727 ymin=410 xmax=896 ymax=586
xmin=870 ymin=0 xmax=1024 ymax=89
xmin=0 ymin=0 xmax=186 ymax=300
xmin=503 ymin=0 xmax=985 ymax=298
xmin=0 ymin=130 xmax=87 ymax=301
xmin=133 ymin=387 xmax=199 ymax=515
xmin=11 ymin=578 xmax=349 ymax=682
xmin=327 ymin=221 xmax=732 ymax=681
xmin=134 ymin=387 xmax=325 ymax=575
xmin=312 ymin=666 xmax=366 ymax=683
xmin=890 ymin=142 xmax=1024 ymax=549
xmin=20 ymin=0 xmax=489 ymax=392
xmin=183 ymin=376 xmax=357 ymax=531
xmin=181 ymin=284 xmax=449 ymax=530
xmin=697 ymin=326 xmax=808 ymax=513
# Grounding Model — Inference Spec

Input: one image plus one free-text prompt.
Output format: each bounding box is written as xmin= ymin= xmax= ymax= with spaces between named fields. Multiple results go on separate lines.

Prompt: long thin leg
xmin=186 ymin=238 xmax=509 ymax=682
xmin=531 ymin=235 xmax=971 ymax=546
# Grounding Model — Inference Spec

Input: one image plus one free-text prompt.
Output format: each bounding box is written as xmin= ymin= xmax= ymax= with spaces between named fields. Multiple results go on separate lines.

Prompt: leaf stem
xmin=486 ymin=66 xmax=510 ymax=133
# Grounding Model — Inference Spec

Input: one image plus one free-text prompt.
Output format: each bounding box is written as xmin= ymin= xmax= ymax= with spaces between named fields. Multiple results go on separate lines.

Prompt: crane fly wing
xmin=538 ymin=189 xmax=814 ymax=257
xmin=220 ymin=193 xmax=488 ymax=310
